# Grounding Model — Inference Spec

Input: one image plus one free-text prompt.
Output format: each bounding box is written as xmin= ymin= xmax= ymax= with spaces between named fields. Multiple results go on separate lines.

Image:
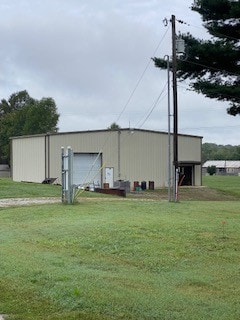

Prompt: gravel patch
xmin=0 ymin=197 xmax=60 ymax=207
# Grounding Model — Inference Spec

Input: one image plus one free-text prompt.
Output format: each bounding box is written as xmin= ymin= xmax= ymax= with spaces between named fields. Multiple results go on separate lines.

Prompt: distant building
xmin=202 ymin=160 xmax=240 ymax=176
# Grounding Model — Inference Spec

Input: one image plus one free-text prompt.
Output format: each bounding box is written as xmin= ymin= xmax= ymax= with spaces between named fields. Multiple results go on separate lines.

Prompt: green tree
xmin=202 ymin=142 xmax=240 ymax=162
xmin=153 ymin=0 xmax=240 ymax=115
xmin=0 ymin=90 xmax=59 ymax=163
xmin=108 ymin=122 xmax=121 ymax=130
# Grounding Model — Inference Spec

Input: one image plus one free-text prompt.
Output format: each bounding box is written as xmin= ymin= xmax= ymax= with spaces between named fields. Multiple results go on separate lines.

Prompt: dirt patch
xmin=0 ymin=197 xmax=60 ymax=207
xmin=177 ymin=186 xmax=238 ymax=201
xmin=0 ymin=186 xmax=238 ymax=208
xmin=128 ymin=186 xmax=239 ymax=201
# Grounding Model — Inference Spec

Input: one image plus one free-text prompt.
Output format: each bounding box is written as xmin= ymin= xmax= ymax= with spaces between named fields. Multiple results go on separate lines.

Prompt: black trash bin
xmin=149 ymin=181 xmax=154 ymax=190
xmin=141 ymin=181 xmax=146 ymax=190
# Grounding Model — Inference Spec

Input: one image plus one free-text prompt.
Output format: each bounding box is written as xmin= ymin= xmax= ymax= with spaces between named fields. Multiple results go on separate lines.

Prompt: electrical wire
xmin=176 ymin=81 xmax=240 ymax=102
xmin=136 ymin=81 xmax=168 ymax=128
xmin=75 ymin=26 xmax=172 ymax=190
xmin=181 ymin=124 xmax=240 ymax=130
xmin=115 ymin=24 xmax=170 ymax=123
xmin=178 ymin=58 xmax=240 ymax=77
xmin=185 ymin=21 xmax=240 ymax=42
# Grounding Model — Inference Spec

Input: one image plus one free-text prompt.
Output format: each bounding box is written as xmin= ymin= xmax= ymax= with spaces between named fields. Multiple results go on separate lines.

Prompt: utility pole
xmin=171 ymin=15 xmax=179 ymax=202
xmin=164 ymin=55 xmax=172 ymax=202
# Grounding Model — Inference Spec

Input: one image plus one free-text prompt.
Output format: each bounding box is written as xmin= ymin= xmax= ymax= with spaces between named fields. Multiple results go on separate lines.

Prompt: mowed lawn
xmin=0 ymin=177 xmax=240 ymax=319
xmin=203 ymin=175 xmax=240 ymax=198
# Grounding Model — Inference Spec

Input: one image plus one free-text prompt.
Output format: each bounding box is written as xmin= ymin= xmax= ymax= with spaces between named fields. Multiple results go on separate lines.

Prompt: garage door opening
xmin=73 ymin=153 xmax=102 ymax=188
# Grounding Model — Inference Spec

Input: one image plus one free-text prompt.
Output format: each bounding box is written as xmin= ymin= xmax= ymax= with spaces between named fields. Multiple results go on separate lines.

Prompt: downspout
xmin=44 ymin=135 xmax=47 ymax=179
xmin=47 ymin=134 xmax=50 ymax=178
xmin=200 ymin=137 xmax=203 ymax=186
xmin=45 ymin=133 xmax=50 ymax=179
xmin=10 ymin=138 xmax=13 ymax=178
xmin=118 ymin=130 xmax=121 ymax=180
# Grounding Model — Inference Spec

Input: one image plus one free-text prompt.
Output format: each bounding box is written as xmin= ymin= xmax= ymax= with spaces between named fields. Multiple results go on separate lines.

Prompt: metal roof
xmin=203 ymin=160 xmax=240 ymax=168
xmin=10 ymin=128 xmax=203 ymax=140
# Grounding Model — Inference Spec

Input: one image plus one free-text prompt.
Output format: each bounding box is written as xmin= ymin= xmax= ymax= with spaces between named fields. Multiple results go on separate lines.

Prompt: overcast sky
xmin=0 ymin=0 xmax=239 ymax=145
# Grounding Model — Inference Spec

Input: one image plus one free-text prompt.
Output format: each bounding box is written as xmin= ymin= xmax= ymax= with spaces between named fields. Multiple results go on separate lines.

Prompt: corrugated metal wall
xmin=11 ymin=136 xmax=46 ymax=182
xmin=48 ymin=131 xmax=118 ymax=183
xmin=178 ymin=135 xmax=202 ymax=186
xmin=120 ymin=130 xmax=168 ymax=187
xmin=47 ymin=130 xmax=169 ymax=186
xmin=179 ymin=136 xmax=201 ymax=161
xmin=194 ymin=165 xmax=202 ymax=186
xmin=11 ymin=129 xmax=202 ymax=187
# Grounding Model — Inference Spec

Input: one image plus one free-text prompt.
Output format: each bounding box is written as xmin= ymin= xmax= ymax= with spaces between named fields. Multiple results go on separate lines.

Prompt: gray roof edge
xmin=10 ymin=128 xmax=203 ymax=140
xmin=203 ymin=160 xmax=240 ymax=168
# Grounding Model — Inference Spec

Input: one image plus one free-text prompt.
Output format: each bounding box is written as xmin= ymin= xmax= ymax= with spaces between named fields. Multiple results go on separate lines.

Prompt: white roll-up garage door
xmin=73 ymin=153 xmax=102 ymax=187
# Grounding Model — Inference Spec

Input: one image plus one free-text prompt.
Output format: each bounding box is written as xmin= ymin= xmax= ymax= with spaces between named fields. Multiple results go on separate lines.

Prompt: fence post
xmin=61 ymin=146 xmax=74 ymax=204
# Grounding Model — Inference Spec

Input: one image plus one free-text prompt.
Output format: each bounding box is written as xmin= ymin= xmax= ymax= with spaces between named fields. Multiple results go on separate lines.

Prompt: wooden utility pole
xmin=171 ymin=15 xmax=179 ymax=202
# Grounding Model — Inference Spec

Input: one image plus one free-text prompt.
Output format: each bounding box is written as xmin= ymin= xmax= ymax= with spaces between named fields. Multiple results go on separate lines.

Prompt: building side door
xmin=105 ymin=167 xmax=114 ymax=188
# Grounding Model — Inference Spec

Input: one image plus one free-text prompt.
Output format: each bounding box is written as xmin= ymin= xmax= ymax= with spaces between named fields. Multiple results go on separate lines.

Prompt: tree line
xmin=202 ymin=143 xmax=240 ymax=163
xmin=0 ymin=90 xmax=59 ymax=164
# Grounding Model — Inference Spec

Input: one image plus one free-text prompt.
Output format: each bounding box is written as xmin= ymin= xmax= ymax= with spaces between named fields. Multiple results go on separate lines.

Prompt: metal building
xmin=11 ymin=128 xmax=202 ymax=188
xmin=202 ymin=160 xmax=240 ymax=176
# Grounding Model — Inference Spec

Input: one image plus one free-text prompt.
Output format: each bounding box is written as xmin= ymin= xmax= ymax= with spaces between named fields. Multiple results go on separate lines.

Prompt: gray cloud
xmin=0 ymin=0 xmax=238 ymax=145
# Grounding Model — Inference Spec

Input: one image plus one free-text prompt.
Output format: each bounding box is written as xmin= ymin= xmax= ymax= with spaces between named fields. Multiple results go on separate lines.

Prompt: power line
xmin=176 ymin=81 xmax=240 ymax=102
xmin=77 ymin=26 xmax=172 ymax=184
xmin=179 ymin=58 xmax=240 ymax=77
xmin=181 ymin=124 xmax=240 ymax=130
xmin=172 ymin=16 xmax=240 ymax=42
xmin=115 ymin=24 xmax=170 ymax=123
xmin=186 ymin=21 xmax=240 ymax=42
xmin=136 ymin=82 xmax=168 ymax=128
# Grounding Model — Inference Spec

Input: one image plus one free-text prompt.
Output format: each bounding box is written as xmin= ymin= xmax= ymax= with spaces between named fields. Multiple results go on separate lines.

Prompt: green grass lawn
xmin=203 ymin=175 xmax=240 ymax=198
xmin=1 ymin=198 xmax=240 ymax=320
xmin=0 ymin=178 xmax=61 ymax=199
xmin=0 ymin=178 xmax=107 ymax=200
xmin=0 ymin=177 xmax=240 ymax=319
xmin=1 ymin=175 xmax=240 ymax=201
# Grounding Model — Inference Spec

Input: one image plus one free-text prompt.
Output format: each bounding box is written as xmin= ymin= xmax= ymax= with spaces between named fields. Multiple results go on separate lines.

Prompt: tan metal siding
xmin=120 ymin=131 xmax=169 ymax=187
xmin=48 ymin=131 xmax=119 ymax=182
xmin=194 ymin=165 xmax=202 ymax=186
xmin=48 ymin=130 xmax=171 ymax=188
xmin=179 ymin=136 xmax=201 ymax=161
xmin=11 ymin=129 xmax=202 ymax=188
xmin=12 ymin=136 xmax=45 ymax=182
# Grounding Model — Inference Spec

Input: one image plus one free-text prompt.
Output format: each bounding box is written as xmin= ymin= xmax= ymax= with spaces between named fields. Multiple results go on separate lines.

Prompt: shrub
xmin=207 ymin=165 xmax=216 ymax=176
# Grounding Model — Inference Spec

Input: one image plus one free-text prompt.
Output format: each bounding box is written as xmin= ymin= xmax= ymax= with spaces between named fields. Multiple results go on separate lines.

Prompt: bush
xmin=207 ymin=165 xmax=216 ymax=176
